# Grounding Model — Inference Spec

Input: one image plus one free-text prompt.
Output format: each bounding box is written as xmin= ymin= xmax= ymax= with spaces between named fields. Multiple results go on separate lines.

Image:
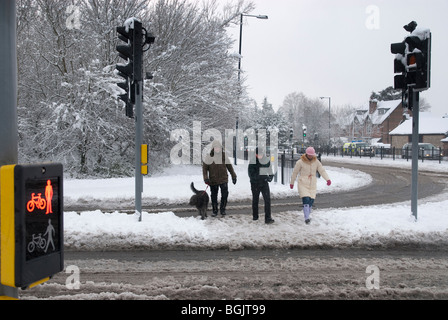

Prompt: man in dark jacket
xmin=203 ymin=140 xmax=237 ymax=216
xmin=248 ymin=148 xmax=274 ymax=224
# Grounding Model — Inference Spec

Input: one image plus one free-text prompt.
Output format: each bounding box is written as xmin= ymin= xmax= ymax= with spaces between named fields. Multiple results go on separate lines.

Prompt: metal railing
xmin=275 ymin=146 xmax=446 ymax=185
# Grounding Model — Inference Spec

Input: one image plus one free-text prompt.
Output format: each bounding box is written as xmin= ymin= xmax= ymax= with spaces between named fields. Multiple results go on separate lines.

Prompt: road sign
xmin=1 ymin=163 xmax=63 ymax=289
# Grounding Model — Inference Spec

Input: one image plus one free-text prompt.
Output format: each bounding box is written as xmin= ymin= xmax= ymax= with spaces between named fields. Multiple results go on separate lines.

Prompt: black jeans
xmin=251 ymin=182 xmax=272 ymax=221
xmin=210 ymin=183 xmax=229 ymax=213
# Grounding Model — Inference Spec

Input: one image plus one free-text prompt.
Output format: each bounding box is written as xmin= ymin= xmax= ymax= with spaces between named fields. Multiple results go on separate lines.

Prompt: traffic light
xmin=116 ymin=25 xmax=135 ymax=118
xmin=289 ymin=129 xmax=294 ymax=140
xmin=303 ymin=127 xmax=307 ymax=138
xmin=1 ymin=164 xmax=64 ymax=289
xmin=391 ymin=41 xmax=406 ymax=90
xmin=405 ymin=33 xmax=431 ymax=91
xmin=132 ymin=20 xmax=143 ymax=82
xmin=390 ymin=21 xmax=431 ymax=92
xmin=115 ymin=20 xmax=144 ymax=118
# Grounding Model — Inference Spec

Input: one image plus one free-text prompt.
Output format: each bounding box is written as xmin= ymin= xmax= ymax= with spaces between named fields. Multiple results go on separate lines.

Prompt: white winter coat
xmin=290 ymin=154 xmax=330 ymax=199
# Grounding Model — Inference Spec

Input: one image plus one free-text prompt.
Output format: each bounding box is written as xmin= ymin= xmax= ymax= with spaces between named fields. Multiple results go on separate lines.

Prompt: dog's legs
xmin=200 ymin=208 xmax=207 ymax=220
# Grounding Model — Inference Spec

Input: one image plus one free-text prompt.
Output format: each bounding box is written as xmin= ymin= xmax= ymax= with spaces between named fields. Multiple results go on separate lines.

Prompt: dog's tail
xmin=190 ymin=182 xmax=200 ymax=194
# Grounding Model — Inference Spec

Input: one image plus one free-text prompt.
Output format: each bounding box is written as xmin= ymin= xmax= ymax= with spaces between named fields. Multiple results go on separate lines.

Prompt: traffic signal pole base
xmin=0 ymin=284 xmax=18 ymax=300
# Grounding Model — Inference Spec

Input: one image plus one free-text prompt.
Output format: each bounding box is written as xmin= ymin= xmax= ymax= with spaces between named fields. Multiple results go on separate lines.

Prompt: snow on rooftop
xmin=369 ymin=100 xmax=402 ymax=125
xmin=390 ymin=112 xmax=448 ymax=135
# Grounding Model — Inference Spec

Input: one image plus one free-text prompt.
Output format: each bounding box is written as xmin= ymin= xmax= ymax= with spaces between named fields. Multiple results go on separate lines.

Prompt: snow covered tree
xmin=16 ymin=0 xmax=255 ymax=176
xmin=17 ymin=0 xmax=149 ymax=176
xmin=247 ymin=97 xmax=288 ymax=146
xmin=370 ymin=86 xmax=402 ymax=101
xmin=278 ymin=92 xmax=334 ymax=147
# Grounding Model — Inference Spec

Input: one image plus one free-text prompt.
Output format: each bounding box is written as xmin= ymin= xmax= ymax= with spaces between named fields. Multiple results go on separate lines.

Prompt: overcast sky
xmin=227 ymin=0 xmax=448 ymax=116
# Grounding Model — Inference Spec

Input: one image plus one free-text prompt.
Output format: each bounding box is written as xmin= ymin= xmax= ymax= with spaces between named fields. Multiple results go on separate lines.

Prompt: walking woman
xmin=290 ymin=147 xmax=331 ymax=224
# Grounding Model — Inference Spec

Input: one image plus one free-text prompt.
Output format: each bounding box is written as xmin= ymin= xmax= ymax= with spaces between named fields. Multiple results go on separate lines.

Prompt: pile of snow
xmin=64 ymin=163 xmax=371 ymax=205
xmin=64 ymin=201 xmax=448 ymax=251
xmin=63 ymin=157 xmax=448 ymax=251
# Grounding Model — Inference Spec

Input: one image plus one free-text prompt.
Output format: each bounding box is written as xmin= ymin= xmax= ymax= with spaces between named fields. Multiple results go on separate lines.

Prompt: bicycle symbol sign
xmin=26 ymin=180 xmax=53 ymax=214
xmin=27 ymin=219 xmax=56 ymax=254
xmin=25 ymin=179 xmax=57 ymax=256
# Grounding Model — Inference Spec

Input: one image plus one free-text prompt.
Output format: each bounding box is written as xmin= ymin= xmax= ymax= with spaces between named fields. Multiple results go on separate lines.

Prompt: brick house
xmin=348 ymin=99 xmax=410 ymax=144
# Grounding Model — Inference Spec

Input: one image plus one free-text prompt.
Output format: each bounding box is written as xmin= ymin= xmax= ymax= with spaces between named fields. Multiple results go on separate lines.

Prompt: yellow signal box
xmin=1 ymin=164 xmax=64 ymax=289
xmin=141 ymin=144 xmax=148 ymax=175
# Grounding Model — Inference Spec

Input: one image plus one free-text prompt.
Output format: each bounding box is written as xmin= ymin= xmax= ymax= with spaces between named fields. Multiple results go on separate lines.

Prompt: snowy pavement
xmin=63 ymin=156 xmax=448 ymax=251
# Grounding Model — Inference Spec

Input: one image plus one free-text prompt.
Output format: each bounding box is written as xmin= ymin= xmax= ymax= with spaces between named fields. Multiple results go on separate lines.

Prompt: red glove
xmin=327 ymin=180 xmax=332 ymax=186
xmin=290 ymin=184 xmax=294 ymax=189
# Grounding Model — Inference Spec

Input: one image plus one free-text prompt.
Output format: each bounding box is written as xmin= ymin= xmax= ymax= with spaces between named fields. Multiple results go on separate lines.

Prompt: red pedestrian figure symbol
xmin=45 ymin=180 xmax=53 ymax=214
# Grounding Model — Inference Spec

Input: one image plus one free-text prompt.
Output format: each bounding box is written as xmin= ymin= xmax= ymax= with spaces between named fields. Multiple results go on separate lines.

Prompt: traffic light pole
xmin=0 ymin=0 xmax=19 ymax=299
xmin=135 ymin=81 xmax=143 ymax=221
xmin=391 ymin=21 xmax=431 ymax=221
xmin=116 ymin=19 xmax=154 ymax=222
xmin=410 ymin=87 xmax=420 ymax=221
xmin=0 ymin=0 xmax=18 ymax=167
xmin=133 ymin=21 xmax=144 ymax=222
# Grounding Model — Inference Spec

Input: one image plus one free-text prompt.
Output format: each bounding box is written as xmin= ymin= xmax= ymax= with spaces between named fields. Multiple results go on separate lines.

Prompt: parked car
xmin=343 ymin=142 xmax=374 ymax=156
xmin=401 ymin=143 xmax=444 ymax=159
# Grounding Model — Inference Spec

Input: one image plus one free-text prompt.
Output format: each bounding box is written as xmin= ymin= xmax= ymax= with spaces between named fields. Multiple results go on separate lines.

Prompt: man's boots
xmin=220 ymin=199 xmax=227 ymax=216
xmin=212 ymin=203 xmax=219 ymax=217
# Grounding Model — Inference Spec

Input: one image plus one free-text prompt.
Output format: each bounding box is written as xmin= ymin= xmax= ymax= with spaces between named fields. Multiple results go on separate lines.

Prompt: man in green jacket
xmin=248 ymin=148 xmax=274 ymax=224
xmin=203 ymin=140 xmax=237 ymax=216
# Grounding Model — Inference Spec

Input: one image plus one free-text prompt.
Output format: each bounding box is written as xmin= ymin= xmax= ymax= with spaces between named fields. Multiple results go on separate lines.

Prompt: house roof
xmin=389 ymin=113 xmax=448 ymax=135
xmin=354 ymin=110 xmax=368 ymax=124
xmin=352 ymin=99 xmax=402 ymax=125
xmin=368 ymin=99 xmax=402 ymax=125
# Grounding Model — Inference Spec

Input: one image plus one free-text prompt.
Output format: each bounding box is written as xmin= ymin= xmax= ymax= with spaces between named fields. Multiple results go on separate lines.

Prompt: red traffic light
xmin=1 ymin=164 xmax=64 ymax=289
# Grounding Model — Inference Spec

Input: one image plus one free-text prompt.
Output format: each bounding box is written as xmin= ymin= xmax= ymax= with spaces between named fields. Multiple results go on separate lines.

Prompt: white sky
xmin=227 ymin=0 xmax=448 ymax=116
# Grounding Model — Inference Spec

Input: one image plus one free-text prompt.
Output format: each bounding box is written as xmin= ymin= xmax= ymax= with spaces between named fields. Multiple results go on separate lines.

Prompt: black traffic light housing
xmin=390 ymin=21 xmax=431 ymax=93
xmin=405 ymin=34 xmax=431 ymax=91
xmin=116 ymin=26 xmax=135 ymax=118
xmin=115 ymin=21 xmax=144 ymax=118
xmin=115 ymin=19 xmax=155 ymax=119
xmin=132 ymin=21 xmax=143 ymax=82
xmin=391 ymin=41 xmax=406 ymax=90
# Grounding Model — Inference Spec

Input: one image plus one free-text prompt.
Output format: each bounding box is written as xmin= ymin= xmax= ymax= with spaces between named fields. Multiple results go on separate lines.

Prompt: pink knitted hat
xmin=306 ymin=147 xmax=316 ymax=156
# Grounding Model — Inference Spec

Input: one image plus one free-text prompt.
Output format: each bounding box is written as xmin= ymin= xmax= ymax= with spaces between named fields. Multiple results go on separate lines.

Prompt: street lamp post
xmin=234 ymin=13 xmax=268 ymax=165
xmin=238 ymin=14 xmax=268 ymax=82
xmin=320 ymin=97 xmax=331 ymax=148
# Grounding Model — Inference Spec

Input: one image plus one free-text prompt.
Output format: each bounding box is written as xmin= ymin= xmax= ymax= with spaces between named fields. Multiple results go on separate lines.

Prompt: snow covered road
xmin=22 ymin=248 xmax=448 ymax=300
xmin=18 ymin=157 xmax=448 ymax=301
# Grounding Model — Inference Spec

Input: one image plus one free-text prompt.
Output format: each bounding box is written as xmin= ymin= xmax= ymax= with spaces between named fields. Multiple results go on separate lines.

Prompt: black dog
xmin=189 ymin=182 xmax=209 ymax=220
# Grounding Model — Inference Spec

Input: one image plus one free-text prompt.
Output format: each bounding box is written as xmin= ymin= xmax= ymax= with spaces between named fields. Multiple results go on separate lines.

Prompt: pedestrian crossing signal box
xmin=1 ymin=164 xmax=63 ymax=289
